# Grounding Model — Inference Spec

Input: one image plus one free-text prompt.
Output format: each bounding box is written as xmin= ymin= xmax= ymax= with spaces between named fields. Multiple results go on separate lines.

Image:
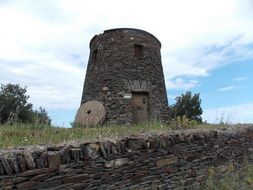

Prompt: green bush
xmin=169 ymin=91 xmax=203 ymax=123
xmin=0 ymin=83 xmax=51 ymax=125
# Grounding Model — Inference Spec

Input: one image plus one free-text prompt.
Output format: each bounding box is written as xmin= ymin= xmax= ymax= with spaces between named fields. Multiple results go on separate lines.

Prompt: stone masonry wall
xmin=80 ymin=28 xmax=169 ymax=125
xmin=0 ymin=125 xmax=252 ymax=189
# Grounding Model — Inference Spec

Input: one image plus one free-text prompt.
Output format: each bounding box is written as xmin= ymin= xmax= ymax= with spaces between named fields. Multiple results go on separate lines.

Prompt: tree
xmin=32 ymin=107 xmax=52 ymax=125
xmin=0 ymin=84 xmax=33 ymax=123
xmin=169 ymin=91 xmax=203 ymax=122
xmin=0 ymin=83 xmax=51 ymax=125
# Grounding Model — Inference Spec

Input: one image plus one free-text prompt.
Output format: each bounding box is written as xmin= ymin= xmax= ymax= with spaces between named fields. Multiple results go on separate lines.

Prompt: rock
xmin=11 ymin=176 xmax=29 ymax=184
xmin=102 ymin=87 xmax=109 ymax=91
xmin=16 ymin=180 xmax=62 ymax=189
xmin=17 ymin=155 xmax=27 ymax=172
xmin=47 ymin=151 xmax=61 ymax=168
xmin=40 ymin=151 xmax=49 ymax=168
xmin=18 ymin=167 xmax=58 ymax=177
xmin=62 ymin=174 xmax=89 ymax=183
xmin=156 ymin=156 xmax=178 ymax=167
xmin=59 ymin=146 xmax=71 ymax=163
xmin=9 ymin=156 xmax=20 ymax=173
xmin=30 ymin=173 xmax=55 ymax=181
xmin=75 ymin=101 xmax=106 ymax=125
xmin=127 ymin=139 xmax=145 ymax=150
xmin=84 ymin=144 xmax=101 ymax=160
xmin=104 ymin=158 xmax=129 ymax=168
xmin=24 ymin=151 xmax=36 ymax=170
xmin=1 ymin=157 xmax=14 ymax=175
xmin=118 ymin=141 xmax=127 ymax=154
xmin=70 ymin=148 xmax=83 ymax=161
xmin=0 ymin=160 xmax=6 ymax=175
xmin=99 ymin=142 xmax=108 ymax=159
xmin=110 ymin=143 xmax=118 ymax=155
xmin=157 ymin=184 xmax=167 ymax=190
xmin=16 ymin=181 xmax=38 ymax=189
xmin=193 ymin=133 xmax=204 ymax=140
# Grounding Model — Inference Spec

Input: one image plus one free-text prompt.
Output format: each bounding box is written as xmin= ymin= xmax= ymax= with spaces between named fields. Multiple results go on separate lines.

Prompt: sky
xmin=0 ymin=0 xmax=252 ymax=126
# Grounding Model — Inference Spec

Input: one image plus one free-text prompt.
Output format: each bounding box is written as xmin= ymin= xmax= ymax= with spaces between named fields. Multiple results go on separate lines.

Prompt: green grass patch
xmin=0 ymin=122 xmax=224 ymax=148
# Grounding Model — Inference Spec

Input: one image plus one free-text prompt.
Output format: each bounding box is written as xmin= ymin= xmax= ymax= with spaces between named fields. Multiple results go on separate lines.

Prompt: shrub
xmin=0 ymin=83 xmax=33 ymax=123
xmin=0 ymin=83 xmax=51 ymax=125
xmin=169 ymin=91 xmax=203 ymax=123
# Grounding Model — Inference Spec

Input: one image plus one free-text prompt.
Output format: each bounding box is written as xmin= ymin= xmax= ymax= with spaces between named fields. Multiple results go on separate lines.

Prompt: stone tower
xmin=75 ymin=28 xmax=169 ymax=125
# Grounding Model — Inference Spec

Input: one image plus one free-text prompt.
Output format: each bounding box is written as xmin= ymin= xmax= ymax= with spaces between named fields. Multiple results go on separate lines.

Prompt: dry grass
xmin=0 ymin=122 xmax=224 ymax=148
xmin=204 ymin=162 xmax=253 ymax=190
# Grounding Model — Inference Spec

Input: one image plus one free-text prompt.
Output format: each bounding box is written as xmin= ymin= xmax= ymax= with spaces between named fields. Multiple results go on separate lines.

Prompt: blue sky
xmin=0 ymin=0 xmax=252 ymax=126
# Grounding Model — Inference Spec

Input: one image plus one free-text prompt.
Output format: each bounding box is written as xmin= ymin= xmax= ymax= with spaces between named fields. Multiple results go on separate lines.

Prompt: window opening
xmin=92 ymin=49 xmax=98 ymax=61
xmin=134 ymin=44 xmax=143 ymax=58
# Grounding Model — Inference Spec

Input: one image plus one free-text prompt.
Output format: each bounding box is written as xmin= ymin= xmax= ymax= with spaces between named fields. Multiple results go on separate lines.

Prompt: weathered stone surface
xmin=59 ymin=146 xmax=71 ymax=163
xmin=23 ymin=151 xmax=36 ymax=170
xmin=127 ymin=138 xmax=145 ymax=150
xmin=16 ymin=181 xmax=38 ymax=189
xmin=16 ymin=155 xmax=26 ymax=172
xmin=84 ymin=143 xmax=101 ymax=159
xmin=78 ymin=28 xmax=169 ymax=125
xmin=30 ymin=172 xmax=55 ymax=181
xmin=16 ymin=180 xmax=62 ymax=189
xmin=1 ymin=157 xmax=13 ymax=175
xmin=18 ymin=167 xmax=58 ymax=177
xmin=48 ymin=183 xmax=73 ymax=190
xmin=104 ymin=158 xmax=129 ymax=168
xmin=0 ymin=175 xmax=10 ymax=180
xmin=62 ymin=174 xmax=89 ymax=183
xmin=75 ymin=100 xmax=106 ymax=125
xmin=0 ymin=161 xmax=5 ymax=175
xmin=12 ymin=176 xmax=29 ymax=184
xmin=32 ymin=151 xmax=48 ymax=169
xmin=9 ymin=156 xmax=20 ymax=174
xmin=47 ymin=151 xmax=61 ymax=168
xmin=70 ymin=148 xmax=83 ymax=161
xmin=99 ymin=142 xmax=108 ymax=159
xmin=0 ymin=125 xmax=252 ymax=189
xmin=156 ymin=156 xmax=178 ymax=167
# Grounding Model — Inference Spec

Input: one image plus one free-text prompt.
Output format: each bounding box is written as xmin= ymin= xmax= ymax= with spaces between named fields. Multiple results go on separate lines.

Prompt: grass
xmin=1 ymin=122 xmax=252 ymax=189
xmin=204 ymin=162 xmax=253 ymax=190
xmin=0 ymin=122 xmax=225 ymax=148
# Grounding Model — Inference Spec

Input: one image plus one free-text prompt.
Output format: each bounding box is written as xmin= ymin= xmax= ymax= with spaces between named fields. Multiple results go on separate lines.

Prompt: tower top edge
xmin=89 ymin=28 xmax=161 ymax=48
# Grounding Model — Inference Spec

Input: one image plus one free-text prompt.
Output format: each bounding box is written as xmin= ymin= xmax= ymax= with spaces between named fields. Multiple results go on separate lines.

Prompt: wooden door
xmin=132 ymin=93 xmax=148 ymax=124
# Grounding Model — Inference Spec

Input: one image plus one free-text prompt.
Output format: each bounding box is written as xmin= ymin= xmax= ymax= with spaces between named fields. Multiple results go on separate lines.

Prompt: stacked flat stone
xmin=77 ymin=28 xmax=169 ymax=125
xmin=0 ymin=125 xmax=252 ymax=189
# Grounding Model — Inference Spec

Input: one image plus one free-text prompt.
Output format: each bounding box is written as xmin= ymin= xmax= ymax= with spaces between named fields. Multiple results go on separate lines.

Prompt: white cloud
xmin=168 ymin=95 xmax=176 ymax=100
xmin=217 ymin=86 xmax=235 ymax=92
xmin=166 ymin=78 xmax=199 ymax=90
xmin=203 ymin=103 xmax=253 ymax=124
xmin=0 ymin=0 xmax=253 ymax=113
xmin=233 ymin=77 xmax=248 ymax=81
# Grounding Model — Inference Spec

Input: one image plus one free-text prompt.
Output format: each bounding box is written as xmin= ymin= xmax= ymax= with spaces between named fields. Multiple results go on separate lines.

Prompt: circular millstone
xmin=75 ymin=101 xmax=106 ymax=126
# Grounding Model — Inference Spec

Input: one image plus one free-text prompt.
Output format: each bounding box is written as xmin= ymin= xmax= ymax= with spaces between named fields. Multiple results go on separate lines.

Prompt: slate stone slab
xmin=0 ymin=125 xmax=252 ymax=189
xmin=1 ymin=157 xmax=13 ymax=175
xmin=59 ymin=146 xmax=71 ymax=163
xmin=0 ymin=161 xmax=5 ymax=175
xmin=18 ymin=167 xmax=58 ymax=177
xmin=47 ymin=151 xmax=61 ymax=168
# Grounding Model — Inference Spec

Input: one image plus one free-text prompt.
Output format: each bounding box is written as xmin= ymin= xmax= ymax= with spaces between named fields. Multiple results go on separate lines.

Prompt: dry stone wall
xmin=0 ymin=125 xmax=253 ymax=189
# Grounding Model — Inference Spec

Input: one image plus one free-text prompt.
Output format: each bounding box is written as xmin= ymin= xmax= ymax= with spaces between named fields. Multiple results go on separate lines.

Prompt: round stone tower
xmin=75 ymin=28 xmax=169 ymax=125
